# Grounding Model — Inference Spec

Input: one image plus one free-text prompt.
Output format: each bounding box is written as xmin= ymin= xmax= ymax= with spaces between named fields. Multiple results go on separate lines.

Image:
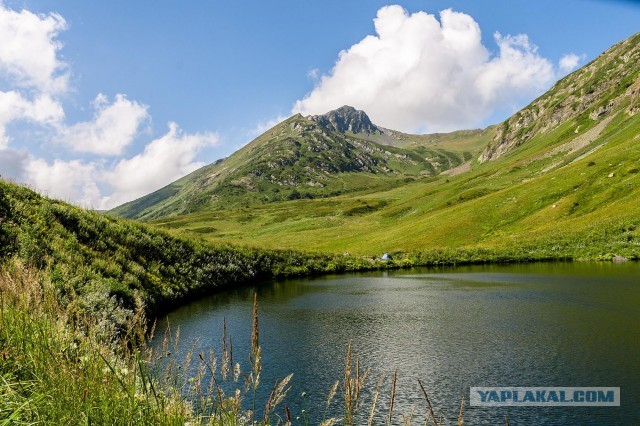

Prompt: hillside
xmin=0 ymin=180 xmax=399 ymax=322
xmin=146 ymin=33 xmax=640 ymax=258
xmin=111 ymin=106 xmax=489 ymax=220
xmin=481 ymin=33 xmax=640 ymax=161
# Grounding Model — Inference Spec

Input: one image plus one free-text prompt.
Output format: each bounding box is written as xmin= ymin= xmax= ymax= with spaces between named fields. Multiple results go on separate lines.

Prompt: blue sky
xmin=1 ymin=0 xmax=639 ymax=208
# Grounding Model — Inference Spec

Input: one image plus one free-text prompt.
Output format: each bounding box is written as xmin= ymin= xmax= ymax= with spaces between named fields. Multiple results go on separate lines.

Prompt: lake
xmin=152 ymin=262 xmax=640 ymax=425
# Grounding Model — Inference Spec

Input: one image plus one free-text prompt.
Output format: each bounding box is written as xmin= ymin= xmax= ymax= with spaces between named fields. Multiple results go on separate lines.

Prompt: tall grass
xmin=0 ymin=259 xmax=193 ymax=424
xmin=0 ymin=262 xmax=296 ymax=425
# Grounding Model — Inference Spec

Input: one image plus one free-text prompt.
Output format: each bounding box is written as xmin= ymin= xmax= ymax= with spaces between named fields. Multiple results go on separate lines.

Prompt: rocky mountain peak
xmin=309 ymin=105 xmax=380 ymax=134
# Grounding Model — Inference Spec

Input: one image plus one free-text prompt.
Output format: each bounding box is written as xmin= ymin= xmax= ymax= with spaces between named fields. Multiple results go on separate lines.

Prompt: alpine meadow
xmin=114 ymin=35 xmax=640 ymax=260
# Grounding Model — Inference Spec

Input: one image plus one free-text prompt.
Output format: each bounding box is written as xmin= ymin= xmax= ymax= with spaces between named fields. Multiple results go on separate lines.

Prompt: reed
xmin=367 ymin=374 xmax=384 ymax=426
xmin=458 ymin=396 xmax=465 ymax=426
xmin=388 ymin=368 xmax=397 ymax=424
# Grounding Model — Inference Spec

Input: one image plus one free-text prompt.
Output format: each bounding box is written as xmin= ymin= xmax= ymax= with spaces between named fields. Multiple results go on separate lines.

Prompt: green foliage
xmin=0 ymin=263 xmax=190 ymax=425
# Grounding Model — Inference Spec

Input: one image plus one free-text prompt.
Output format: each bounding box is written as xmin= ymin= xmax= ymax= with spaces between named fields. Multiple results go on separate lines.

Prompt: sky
xmin=0 ymin=0 xmax=639 ymax=209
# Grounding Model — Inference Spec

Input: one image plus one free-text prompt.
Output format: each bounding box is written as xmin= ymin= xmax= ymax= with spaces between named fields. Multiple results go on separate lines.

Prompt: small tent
xmin=380 ymin=253 xmax=392 ymax=261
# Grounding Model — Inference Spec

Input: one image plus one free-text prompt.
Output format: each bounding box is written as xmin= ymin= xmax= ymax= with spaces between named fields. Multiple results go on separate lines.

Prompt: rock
xmin=608 ymin=173 xmax=615 ymax=178
xmin=310 ymin=106 xmax=380 ymax=134
xmin=613 ymin=255 xmax=628 ymax=262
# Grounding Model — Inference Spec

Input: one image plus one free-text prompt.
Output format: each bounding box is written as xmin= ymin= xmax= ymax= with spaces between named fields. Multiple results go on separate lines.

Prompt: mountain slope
xmin=480 ymin=33 xmax=640 ymax=162
xmin=111 ymin=107 xmax=489 ymax=220
xmin=0 ymin=179 xmax=405 ymax=320
xmin=146 ymin=33 xmax=640 ymax=258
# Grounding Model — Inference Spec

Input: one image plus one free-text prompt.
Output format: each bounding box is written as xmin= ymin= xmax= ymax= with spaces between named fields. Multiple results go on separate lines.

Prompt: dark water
xmin=152 ymin=262 xmax=640 ymax=425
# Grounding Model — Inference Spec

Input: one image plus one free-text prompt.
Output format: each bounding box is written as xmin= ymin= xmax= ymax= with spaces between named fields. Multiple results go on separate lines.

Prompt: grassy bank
xmin=0 ymin=180 xmax=393 ymax=322
xmin=0 ymin=260 xmax=192 ymax=424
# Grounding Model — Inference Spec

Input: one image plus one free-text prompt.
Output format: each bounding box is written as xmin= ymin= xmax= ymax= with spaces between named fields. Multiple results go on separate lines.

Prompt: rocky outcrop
xmin=479 ymin=33 xmax=640 ymax=162
xmin=309 ymin=105 xmax=381 ymax=135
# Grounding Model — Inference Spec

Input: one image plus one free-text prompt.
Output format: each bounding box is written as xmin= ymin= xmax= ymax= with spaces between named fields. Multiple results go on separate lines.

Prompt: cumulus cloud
xmin=0 ymin=90 xmax=64 ymax=146
xmin=0 ymin=147 xmax=29 ymax=180
xmin=60 ymin=93 xmax=149 ymax=155
xmin=0 ymin=3 xmax=68 ymax=93
xmin=0 ymin=3 xmax=67 ymax=146
xmin=0 ymin=2 xmax=219 ymax=210
xmin=26 ymin=157 xmax=102 ymax=207
xmin=293 ymin=6 xmax=558 ymax=133
xmin=559 ymin=53 xmax=583 ymax=73
xmin=18 ymin=123 xmax=217 ymax=209
xmin=102 ymin=123 xmax=218 ymax=208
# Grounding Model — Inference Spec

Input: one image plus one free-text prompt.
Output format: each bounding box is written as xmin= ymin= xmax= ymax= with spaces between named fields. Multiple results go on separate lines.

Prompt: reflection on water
xmin=152 ymin=262 xmax=640 ymax=425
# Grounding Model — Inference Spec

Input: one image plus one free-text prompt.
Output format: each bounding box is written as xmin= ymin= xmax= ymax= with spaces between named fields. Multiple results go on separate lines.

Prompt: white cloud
xmin=102 ymin=123 xmax=218 ymax=208
xmin=19 ymin=123 xmax=218 ymax=209
xmin=559 ymin=53 xmax=583 ymax=73
xmin=26 ymin=157 xmax=102 ymax=208
xmin=0 ymin=2 xmax=67 ymax=147
xmin=0 ymin=3 xmax=68 ymax=93
xmin=307 ymin=68 xmax=320 ymax=80
xmin=0 ymin=90 xmax=64 ymax=147
xmin=0 ymin=147 xmax=29 ymax=180
xmin=59 ymin=93 xmax=149 ymax=156
xmin=476 ymin=33 xmax=555 ymax=105
xmin=0 ymin=2 xmax=220 ymax=211
xmin=293 ymin=6 xmax=558 ymax=133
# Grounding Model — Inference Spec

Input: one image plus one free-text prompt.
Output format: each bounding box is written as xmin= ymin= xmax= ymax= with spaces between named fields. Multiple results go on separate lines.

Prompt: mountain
xmin=309 ymin=105 xmax=381 ymax=134
xmin=139 ymin=33 xmax=640 ymax=258
xmin=480 ymin=33 xmax=640 ymax=162
xmin=111 ymin=106 xmax=489 ymax=220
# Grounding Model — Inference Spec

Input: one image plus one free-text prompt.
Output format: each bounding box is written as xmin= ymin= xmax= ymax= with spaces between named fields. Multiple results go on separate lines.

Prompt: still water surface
xmin=153 ymin=262 xmax=640 ymax=425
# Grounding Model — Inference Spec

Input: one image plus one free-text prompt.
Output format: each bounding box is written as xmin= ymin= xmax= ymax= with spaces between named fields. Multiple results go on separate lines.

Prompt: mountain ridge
xmin=309 ymin=105 xmax=382 ymax=134
xmin=480 ymin=32 xmax=640 ymax=162
xmin=111 ymin=108 xmax=487 ymax=220
xmin=112 ymin=33 xmax=640 ymax=259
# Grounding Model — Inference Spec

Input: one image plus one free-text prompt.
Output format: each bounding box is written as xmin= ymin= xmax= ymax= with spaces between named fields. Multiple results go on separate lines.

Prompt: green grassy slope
xmin=149 ymin=34 xmax=640 ymax=259
xmin=0 ymin=180 xmax=400 ymax=322
xmin=111 ymin=109 xmax=487 ymax=220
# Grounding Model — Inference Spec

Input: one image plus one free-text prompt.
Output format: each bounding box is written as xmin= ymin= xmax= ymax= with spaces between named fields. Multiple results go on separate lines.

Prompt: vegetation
xmin=0 ymin=173 xmax=635 ymax=423
xmin=0 ymin=180 xmax=393 ymax=320
xmin=148 ymin=107 xmax=640 ymax=258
